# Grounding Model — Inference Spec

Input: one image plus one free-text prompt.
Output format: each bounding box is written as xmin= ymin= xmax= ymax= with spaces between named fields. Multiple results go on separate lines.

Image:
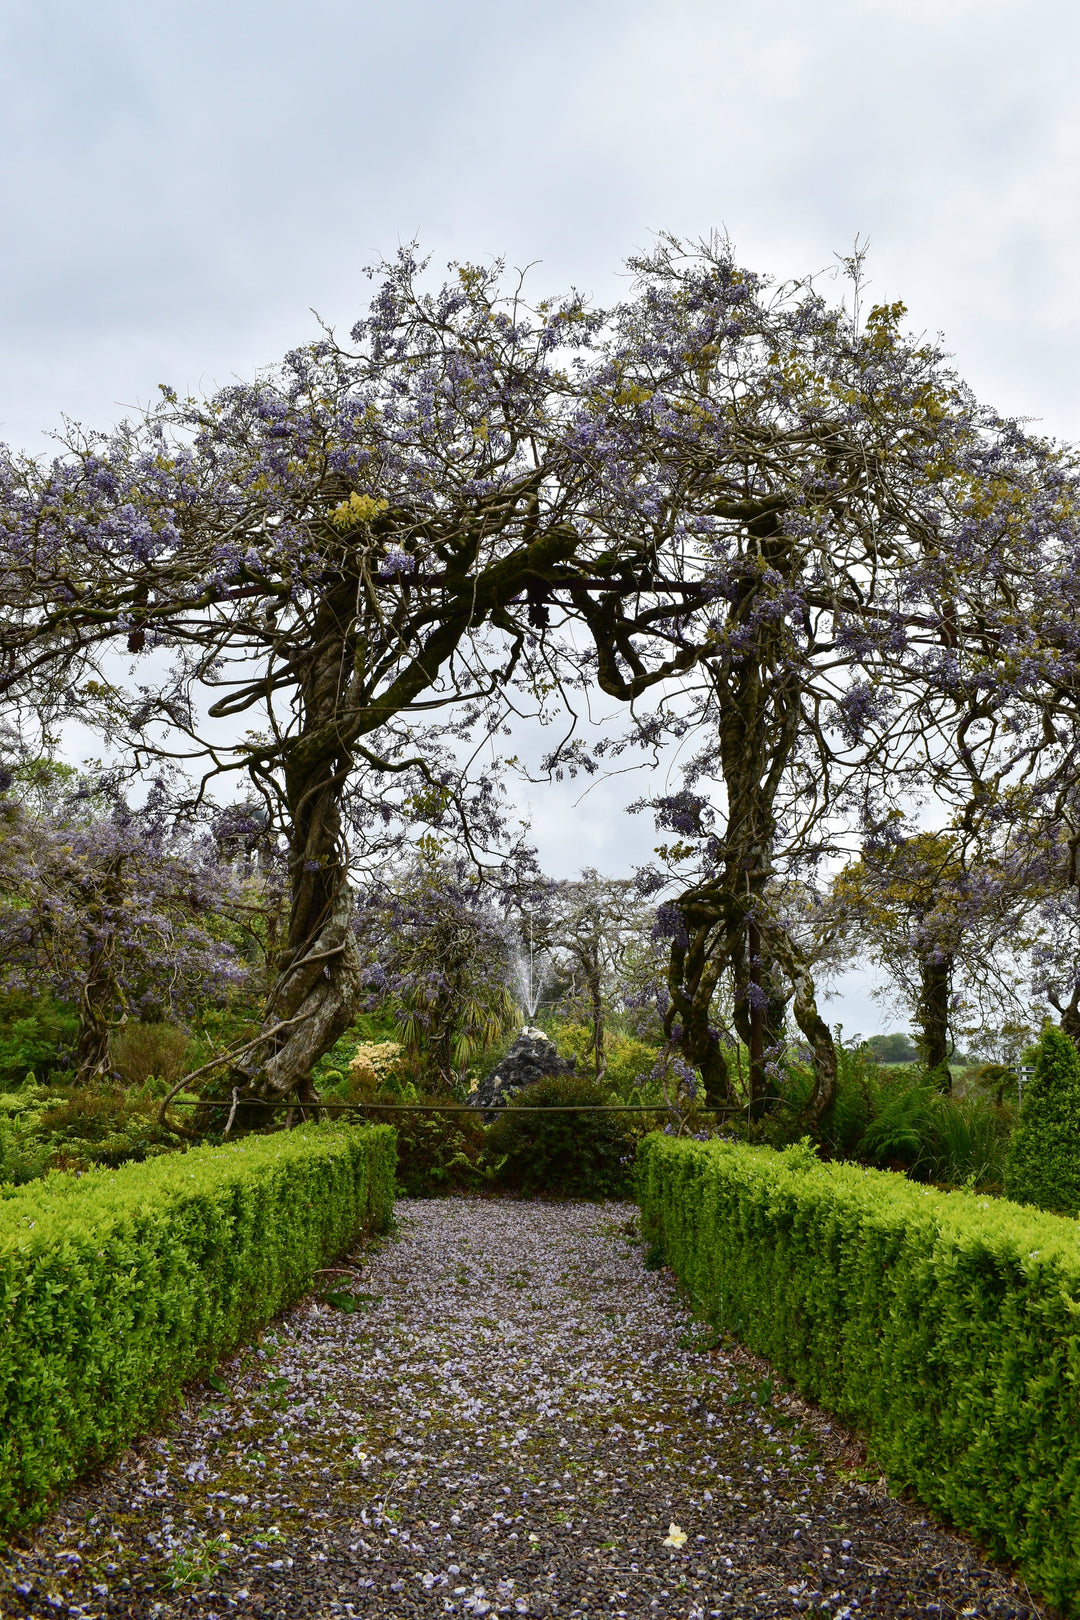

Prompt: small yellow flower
xmin=330 ymin=492 xmax=388 ymax=528
xmin=663 ymin=1523 xmax=688 ymax=1549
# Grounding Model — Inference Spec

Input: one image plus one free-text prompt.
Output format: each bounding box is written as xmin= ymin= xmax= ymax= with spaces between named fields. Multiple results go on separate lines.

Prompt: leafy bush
xmin=0 ymin=1080 xmax=186 ymax=1184
xmin=487 ymin=1074 xmax=637 ymax=1198
xmin=922 ymin=1092 xmax=1012 ymax=1188
xmin=778 ymin=1043 xmax=875 ymax=1158
xmin=638 ymin=1132 xmax=1080 ymax=1611
xmin=771 ymin=1052 xmax=1009 ymax=1189
xmin=971 ymin=1061 xmax=1019 ymax=1106
xmin=358 ymin=1095 xmax=488 ymax=1196
xmin=0 ymin=1122 xmax=396 ymax=1529
xmin=1005 ymin=1024 xmax=1080 ymax=1214
xmin=0 ymin=994 xmax=78 ymax=1086
xmin=110 ymin=1021 xmax=191 ymax=1087
xmin=0 ymin=1090 xmax=53 ymax=1185
xmin=312 ymin=1018 xmax=406 ymax=1097
xmin=347 ymin=1042 xmax=406 ymax=1098
xmin=553 ymin=1023 xmax=659 ymax=1095
xmin=858 ymin=1074 xmax=937 ymax=1168
xmin=36 ymin=1085 xmax=179 ymax=1169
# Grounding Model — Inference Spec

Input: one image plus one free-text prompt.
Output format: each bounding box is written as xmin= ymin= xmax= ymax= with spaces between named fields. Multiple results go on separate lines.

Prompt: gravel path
xmin=1 ymin=1198 xmax=1047 ymax=1620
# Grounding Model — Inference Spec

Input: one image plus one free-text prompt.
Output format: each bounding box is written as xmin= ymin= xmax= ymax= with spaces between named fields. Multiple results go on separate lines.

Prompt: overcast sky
xmin=2 ymin=0 xmax=1073 ymax=1033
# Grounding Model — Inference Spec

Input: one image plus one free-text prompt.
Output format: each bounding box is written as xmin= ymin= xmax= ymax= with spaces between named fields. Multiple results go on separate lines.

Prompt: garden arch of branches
xmin=3 ymin=237 xmax=1080 ymax=1129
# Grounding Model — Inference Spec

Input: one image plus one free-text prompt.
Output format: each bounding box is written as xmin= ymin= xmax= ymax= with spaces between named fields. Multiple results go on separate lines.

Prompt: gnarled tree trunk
xmin=73 ymin=854 xmax=126 ymax=1087
xmin=666 ymin=915 xmax=733 ymax=1109
xmin=227 ymin=583 xmax=366 ymax=1116
xmin=762 ymin=922 xmax=837 ymax=1130
xmin=917 ymin=953 xmax=952 ymax=1093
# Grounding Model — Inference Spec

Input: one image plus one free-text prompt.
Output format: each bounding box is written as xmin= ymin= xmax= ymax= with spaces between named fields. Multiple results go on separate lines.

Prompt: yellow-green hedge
xmin=637 ymin=1133 xmax=1080 ymax=1612
xmin=0 ymin=1123 xmax=396 ymax=1528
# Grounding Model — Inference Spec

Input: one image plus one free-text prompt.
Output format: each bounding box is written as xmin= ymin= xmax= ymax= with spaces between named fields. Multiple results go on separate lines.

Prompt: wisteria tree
xmin=4 ymin=237 xmax=1079 ymax=1125
xmin=550 ymin=237 xmax=1080 ymax=1124
xmin=354 ymin=850 xmax=521 ymax=1093
xmin=0 ymin=254 xmax=674 ymax=1111
xmin=831 ymin=831 xmax=1037 ymax=1088
xmin=0 ymin=759 xmax=245 ymax=1084
xmin=543 ymin=872 xmax=651 ymax=1078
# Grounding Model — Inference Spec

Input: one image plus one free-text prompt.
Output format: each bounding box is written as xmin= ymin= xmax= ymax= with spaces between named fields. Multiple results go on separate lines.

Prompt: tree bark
xmin=227 ymin=584 xmax=366 ymax=1115
xmin=764 ymin=925 xmax=837 ymax=1129
xmin=917 ymin=954 xmax=952 ymax=1093
xmin=732 ymin=929 xmax=790 ymax=1122
xmin=1052 ymin=982 xmax=1080 ymax=1051
xmin=666 ymin=924 xmax=734 ymax=1108
xmin=589 ymin=966 xmax=604 ymax=1078
xmin=73 ymin=854 xmax=126 ymax=1087
xmin=74 ymin=960 xmax=115 ymax=1087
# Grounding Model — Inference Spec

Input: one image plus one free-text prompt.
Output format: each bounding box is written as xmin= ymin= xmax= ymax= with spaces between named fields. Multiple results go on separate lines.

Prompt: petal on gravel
xmin=0 ymin=1197 xmax=1045 ymax=1620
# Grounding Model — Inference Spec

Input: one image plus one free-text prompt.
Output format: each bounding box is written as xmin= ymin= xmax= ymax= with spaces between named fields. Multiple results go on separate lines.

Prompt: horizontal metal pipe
xmin=161 ymin=1099 xmax=759 ymax=1115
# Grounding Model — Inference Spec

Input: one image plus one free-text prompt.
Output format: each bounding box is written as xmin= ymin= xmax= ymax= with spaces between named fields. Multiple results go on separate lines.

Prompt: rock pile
xmin=468 ymin=1026 xmax=575 ymax=1111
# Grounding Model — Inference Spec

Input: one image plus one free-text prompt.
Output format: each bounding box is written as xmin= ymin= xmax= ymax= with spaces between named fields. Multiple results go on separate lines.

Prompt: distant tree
xmin=831 ymin=834 xmax=1030 ymax=1090
xmin=545 ymin=871 xmax=651 ymax=1078
xmin=4 ymin=236 xmax=1079 ymax=1133
xmin=0 ymin=763 xmax=245 ymax=1084
xmin=1004 ymin=1024 xmax=1080 ymax=1215
xmin=614 ymin=926 xmax=672 ymax=1045
xmin=356 ymin=850 xmax=519 ymax=1093
xmin=864 ymin=1032 xmax=918 ymax=1065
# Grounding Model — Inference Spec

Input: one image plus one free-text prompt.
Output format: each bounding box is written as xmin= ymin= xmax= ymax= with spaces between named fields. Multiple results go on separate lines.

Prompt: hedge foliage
xmin=358 ymin=1095 xmax=489 ymax=1196
xmin=1005 ymin=1024 xmax=1080 ymax=1215
xmin=0 ymin=1122 xmax=396 ymax=1530
xmin=637 ymin=1132 xmax=1080 ymax=1612
xmin=488 ymin=1074 xmax=639 ymax=1198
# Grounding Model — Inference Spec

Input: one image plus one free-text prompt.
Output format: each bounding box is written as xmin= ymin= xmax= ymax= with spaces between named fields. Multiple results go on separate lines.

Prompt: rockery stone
xmin=468 ymin=1028 xmax=575 ymax=1112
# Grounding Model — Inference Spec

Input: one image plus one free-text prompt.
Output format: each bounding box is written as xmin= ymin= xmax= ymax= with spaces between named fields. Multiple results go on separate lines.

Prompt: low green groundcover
xmin=637 ymin=1131 xmax=1080 ymax=1613
xmin=0 ymin=1122 xmax=396 ymax=1529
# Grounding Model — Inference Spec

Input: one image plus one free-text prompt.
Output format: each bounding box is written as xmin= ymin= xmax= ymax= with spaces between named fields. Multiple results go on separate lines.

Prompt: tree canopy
xmin=3 ymin=237 xmax=1080 ymax=1120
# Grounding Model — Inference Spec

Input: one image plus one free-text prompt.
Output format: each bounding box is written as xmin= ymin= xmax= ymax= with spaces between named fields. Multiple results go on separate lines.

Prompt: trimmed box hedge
xmin=0 ymin=1122 xmax=396 ymax=1529
xmin=637 ymin=1133 xmax=1080 ymax=1611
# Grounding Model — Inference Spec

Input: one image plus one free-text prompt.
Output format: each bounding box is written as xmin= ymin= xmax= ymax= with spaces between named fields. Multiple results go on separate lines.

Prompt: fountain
xmin=510 ymin=918 xmax=551 ymax=1023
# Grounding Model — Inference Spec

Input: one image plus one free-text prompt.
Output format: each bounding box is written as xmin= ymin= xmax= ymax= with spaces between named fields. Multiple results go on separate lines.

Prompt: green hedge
xmin=0 ymin=1123 xmax=396 ymax=1530
xmin=637 ymin=1133 xmax=1080 ymax=1612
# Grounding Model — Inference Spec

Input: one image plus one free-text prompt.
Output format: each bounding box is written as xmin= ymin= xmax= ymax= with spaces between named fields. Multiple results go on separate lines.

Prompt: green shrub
xmin=638 ymin=1132 xmax=1080 ymax=1612
xmin=488 ymin=1074 xmax=637 ymax=1198
xmin=311 ymin=1016 xmax=392 ymax=1091
xmin=0 ymin=995 xmax=78 ymax=1086
xmin=604 ymin=1033 xmax=662 ymax=1095
xmin=551 ymin=1021 xmax=596 ymax=1072
xmin=553 ymin=1023 xmax=659 ymax=1095
xmin=971 ymin=1061 xmax=1019 ymax=1106
xmin=359 ymin=1094 xmax=488 ymax=1196
xmin=1005 ymin=1024 xmax=1080 ymax=1214
xmin=0 ymin=1122 xmax=396 ymax=1529
xmin=858 ymin=1074 xmax=936 ymax=1168
xmin=0 ymin=1089 xmax=53 ymax=1185
xmin=110 ymin=1021 xmax=191 ymax=1087
xmin=772 ymin=1056 xmax=1009 ymax=1189
xmin=778 ymin=1043 xmax=876 ymax=1158
xmin=922 ymin=1091 xmax=1011 ymax=1188
xmin=0 ymin=1080 xmax=190 ymax=1185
